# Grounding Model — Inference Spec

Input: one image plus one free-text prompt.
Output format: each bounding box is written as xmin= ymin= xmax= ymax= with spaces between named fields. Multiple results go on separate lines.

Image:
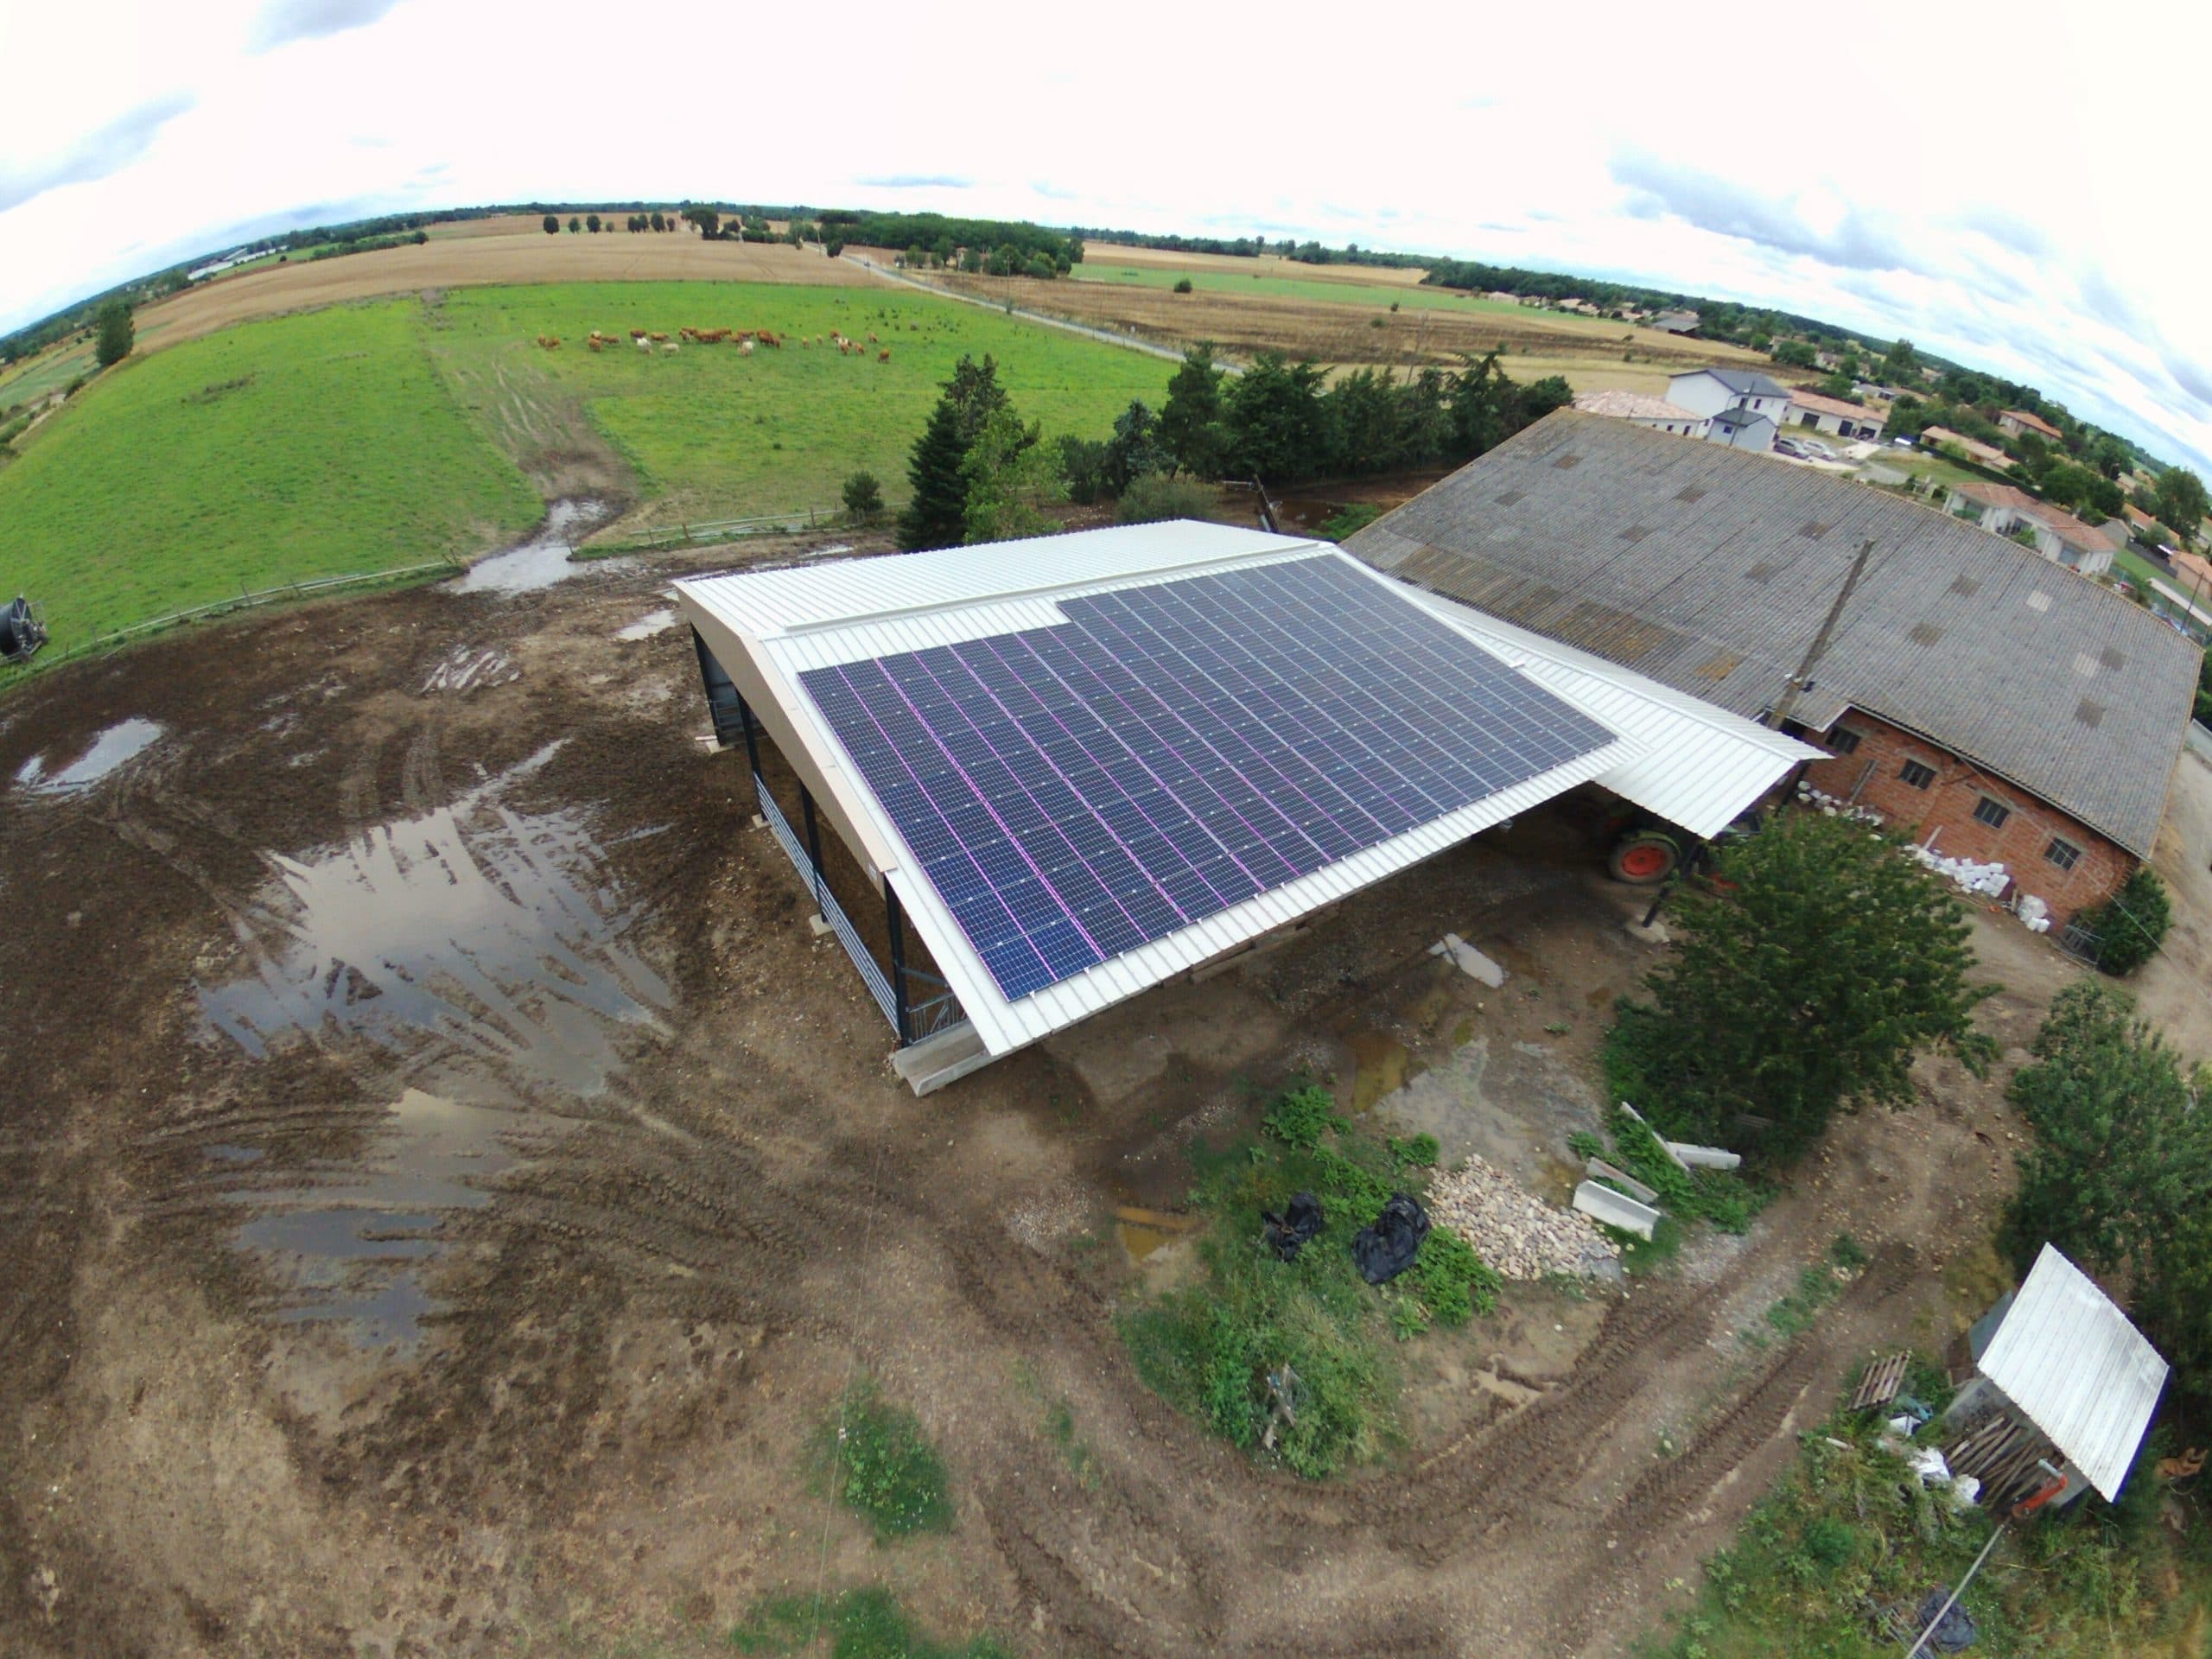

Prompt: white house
xmin=1706 ymin=405 xmax=1777 ymax=453
xmin=1666 ymin=367 xmax=1792 ymax=426
xmin=1571 ymin=389 xmax=1709 ymax=438
xmin=1943 ymin=483 xmax=2117 ymax=578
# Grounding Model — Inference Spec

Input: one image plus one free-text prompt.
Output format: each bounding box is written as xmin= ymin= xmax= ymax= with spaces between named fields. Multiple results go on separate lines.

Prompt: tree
xmin=842 ymin=470 xmax=884 ymax=522
xmin=93 ymin=301 xmax=134 ymax=369
xmin=2155 ymin=467 xmax=2209 ymax=542
xmin=896 ymin=398 xmax=972 ymax=552
xmin=1104 ymin=400 xmax=1166 ymax=493
xmin=2090 ymin=435 xmax=2130 ymax=480
xmin=586 ymin=213 xmax=601 ymax=233
xmin=1880 ymin=338 xmax=1919 ymax=383
xmin=939 ymin=353 xmax=1009 ymax=446
xmin=2075 ymin=866 xmax=2171 ymax=976
xmin=683 ymin=207 xmax=720 ymax=238
xmin=1224 ymin=352 xmax=1330 ymax=482
xmin=1158 ymin=344 xmax=1227 ymax=478
xmin=962 ymin=406 xmax=1065 ymax=543
xmin=1173 ymin=276 xmax=1194 ymax=295
xmin=1514 ymin=375 xmax=1573 ymax=427
xmin=824 ymin=238 xmax=845 ymax=259
xmin=567 ymin=216 xmax=580 ymax=233
xmin=543 ymin=213 xmax=560 ymax=235
xmin=1448 ymin=352 xmax=1515 ymax=459
xmin=2039 ymin=458 xmax=2097 ymax=508
xmin=1603 ymin=810 xmax=1995 ymax=1160
xmin=649 ymin=212 xmax=666 ymax=232
xmin=1771 ymin=339 xmax=1818 ymax=369
xmin=1117 ymin=473 xmax=1217 ymax=524
xmin=2003 ymin=982 xmax=2212 ymax=1402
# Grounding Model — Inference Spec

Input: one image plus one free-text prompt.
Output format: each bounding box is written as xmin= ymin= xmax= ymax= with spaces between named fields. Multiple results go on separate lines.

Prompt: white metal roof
xmin=674 ymin=522 xmax=1806 ymax=1062
xmin=1980 ymin=1244 xmax=2167 ymax=1501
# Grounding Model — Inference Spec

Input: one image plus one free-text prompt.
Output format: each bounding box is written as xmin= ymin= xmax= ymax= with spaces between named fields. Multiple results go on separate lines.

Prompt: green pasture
xmin=0 ymin=303 xmax=540 ymax=649
xmin=1071 ymin=262 xmax=1552 ymax=321
xmin=0 ymin=279 xmax=1179 ymax=652
xmin=431 ymin=282 xmax=1173 ymax=518
xmin=0 ymin=336 xmax=99 ymax=414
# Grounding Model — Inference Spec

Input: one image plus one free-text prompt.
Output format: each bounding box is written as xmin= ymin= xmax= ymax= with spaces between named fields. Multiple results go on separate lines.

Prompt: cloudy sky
xmin=5 ymin=0 xmax=2209 ymax=471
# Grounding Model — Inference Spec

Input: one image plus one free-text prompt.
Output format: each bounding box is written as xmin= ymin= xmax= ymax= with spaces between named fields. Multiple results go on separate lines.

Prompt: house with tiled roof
xmin=1347 ymin=410 xmax=2200 ymax=925
xmin=1786 ymin=388 xmax=1887 ymax=441
xmin=1571 ymin=389 xmax=1708 ymax=438
xmin=1920 ymin=426 xmax=2015 ymax=470
xmin=1999 ymin=408 xmax=2064 ymax=443
xmin=1943 ymin=482 xmax=2116 ymax=577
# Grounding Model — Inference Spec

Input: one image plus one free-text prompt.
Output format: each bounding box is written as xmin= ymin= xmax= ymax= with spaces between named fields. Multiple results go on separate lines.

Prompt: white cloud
xmin=3 ymin=0 xmax=2209 ymax=472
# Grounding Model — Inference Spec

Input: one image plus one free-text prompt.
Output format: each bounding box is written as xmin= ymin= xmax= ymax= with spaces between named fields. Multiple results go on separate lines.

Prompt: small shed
xmin=1944 ymin=1244 xmax=2167 ymax=1507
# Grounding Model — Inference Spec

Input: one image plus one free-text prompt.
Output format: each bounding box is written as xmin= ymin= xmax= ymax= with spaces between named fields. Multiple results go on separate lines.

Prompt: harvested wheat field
xmin=133 ymin=234 xmax=880 ymax=356
xmin=1084 ymin=240 xmax=1437 ymax=288
xmin=934 ymin=268 xmax=1771 ymax=384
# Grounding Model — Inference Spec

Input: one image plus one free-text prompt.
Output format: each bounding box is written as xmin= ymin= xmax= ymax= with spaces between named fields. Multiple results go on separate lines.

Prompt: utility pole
xmin=1769 ymin=537 xmax=1878 ymax=730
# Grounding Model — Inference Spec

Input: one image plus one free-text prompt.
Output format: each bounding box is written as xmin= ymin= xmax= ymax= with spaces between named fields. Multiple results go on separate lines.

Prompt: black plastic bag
xmin=1351 ymin=1193 xmax=1431 ymax=1285
xmin=1263 ymin=1192 xmax=1325 ymax=1262
xmin=1914 ymin=1587 xmax=1978 ymax=1653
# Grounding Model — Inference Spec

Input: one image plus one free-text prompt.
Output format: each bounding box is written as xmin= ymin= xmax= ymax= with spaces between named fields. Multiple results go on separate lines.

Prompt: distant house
xmin=1786 ymin=389 xmax=1886 ymax=441
xmin=1919 ymin=426 xmax=2014 ymax=471
xmin=1945 ymin=1244 xmax=2165 ymax=1509
xmin=1942 ymin=482 xmax=2115 ymax=577
xmin=1648 ymin=310 xmax=1701 ymax=335
xmin=1666 ymin=367 xmax=1791 ymax=426
xmin=1571 ymin=389 xmax=1708 ymax=438
xmin=2123 ymin=503 xmax=2160 ymax=537
xmin=1999 ymin=408 xmax=2064 ymax=443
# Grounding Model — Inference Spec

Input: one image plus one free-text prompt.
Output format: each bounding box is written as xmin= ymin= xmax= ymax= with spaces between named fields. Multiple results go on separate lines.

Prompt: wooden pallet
xmin=1947 ymin=1409 xmax=2057 ymax=1507
xmin=1850 ymin=1351 xmax=1910 ymax=1411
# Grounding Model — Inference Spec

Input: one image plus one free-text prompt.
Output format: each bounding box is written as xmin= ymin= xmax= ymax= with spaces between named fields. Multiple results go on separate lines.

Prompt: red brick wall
xmin=1801 ymin=710 xmax=2133 ymax=923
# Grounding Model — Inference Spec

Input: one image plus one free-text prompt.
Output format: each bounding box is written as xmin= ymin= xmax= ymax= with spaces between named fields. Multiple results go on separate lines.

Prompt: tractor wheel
xmin=1608 ymin=832 xmax=1681 ymax=885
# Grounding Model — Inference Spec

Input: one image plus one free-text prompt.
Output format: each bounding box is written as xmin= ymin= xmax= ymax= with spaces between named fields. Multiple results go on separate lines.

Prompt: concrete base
xmin=1573 ymin=1179 xmax=1661 ymax=1239
xmin=808 ymin=912 xmax=832 ymax=937
xmin=751 ymin=814 xmax=767 ymax=830
xmin=1624 ymin=918 xmax=1671 ymax=945
xmin=1429 ymin=931 xmax=1506 ymax=988
xmin=892 ymin=1021 xmax=994 ymax=1096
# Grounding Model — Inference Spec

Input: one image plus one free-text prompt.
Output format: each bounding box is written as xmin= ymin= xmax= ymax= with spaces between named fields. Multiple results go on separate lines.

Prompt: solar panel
xmin=799 ymin=556 xmax=1615 ymax=1001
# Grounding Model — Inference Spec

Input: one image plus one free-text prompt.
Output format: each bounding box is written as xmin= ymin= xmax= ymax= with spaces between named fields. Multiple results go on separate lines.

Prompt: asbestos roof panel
xmin=1980 ymin=1245 xmax=2167 ymax=1501
xmin=1345 ymin=411 xmax=2199 ymax=855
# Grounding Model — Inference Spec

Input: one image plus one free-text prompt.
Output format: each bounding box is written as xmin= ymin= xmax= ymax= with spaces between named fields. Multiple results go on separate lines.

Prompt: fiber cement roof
xmin=1346 ymin=411 xmax=2198 ymax=855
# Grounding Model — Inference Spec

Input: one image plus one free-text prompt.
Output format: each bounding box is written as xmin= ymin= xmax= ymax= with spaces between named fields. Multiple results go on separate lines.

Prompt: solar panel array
xmin=799 ymin=556 xmax=1616 ymax=1001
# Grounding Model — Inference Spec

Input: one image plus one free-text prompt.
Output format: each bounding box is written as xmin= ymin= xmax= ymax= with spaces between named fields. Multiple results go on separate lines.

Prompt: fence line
xmin=583 ymin=507 xmax=847 ymax=556
xmin=4 ymin=559 xmax=462 ymax=677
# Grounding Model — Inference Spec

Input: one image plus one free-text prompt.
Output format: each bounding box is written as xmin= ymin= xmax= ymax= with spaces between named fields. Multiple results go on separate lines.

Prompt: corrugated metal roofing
xmin=1404 ymin=590 xmax=1821 ymax=836
xmin=1979 ymin=1244 xmax=2167 ymax=1501
xmin=675 ymin=522 xmax=1807 ymax=1064
xmin=1347 ymin=411 xmax=2199 ymax=856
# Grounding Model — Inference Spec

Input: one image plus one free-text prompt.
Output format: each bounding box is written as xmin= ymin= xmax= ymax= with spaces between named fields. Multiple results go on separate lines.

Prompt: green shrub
xmin=1406 ymin=1225 xmax=1501 ymax=1325
xmin=841 ymin=469 xmax=884 ymax=521
xmin=1318 ymin=502 xmax=1382 ymax=542
xmin=1265 ymin=1083 xmax=1337 ymax=1150
xmin=1173 ymin=276 xmax=1194 ymax=294
xmin=1116 ymin=471 xmax=1216 ymax=524
xmin=816 ymin=1378 xmax=952 ymax=1540
xmin=2077 ymin=865 xmax=2171 ymax=976
xmin=1392 ymin=1132 xmax=1440 ymax=1167
xmin=729 ymin=1587 xmax=1013 ymax=1657
xmin=1567 ymin=1129 xmax=1605 ymax=1161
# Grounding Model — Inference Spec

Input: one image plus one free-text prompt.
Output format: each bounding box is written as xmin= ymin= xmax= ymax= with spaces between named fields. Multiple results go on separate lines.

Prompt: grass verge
xmin=730 ymin=1588 xmax=1012 ymax=1657
xmin=1120 ymin=1083 xmax=1500 ymax=1478
xmin=811 ymin=1378 xmax=952 ymax=1541
xmin=1640 ymin=1368 xmax=2212 ymax=1658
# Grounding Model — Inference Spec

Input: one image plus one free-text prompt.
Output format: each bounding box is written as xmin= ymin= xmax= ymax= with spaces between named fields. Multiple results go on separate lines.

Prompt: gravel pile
xmin=1428 ymin=1155 xmax=1621 ymax=1281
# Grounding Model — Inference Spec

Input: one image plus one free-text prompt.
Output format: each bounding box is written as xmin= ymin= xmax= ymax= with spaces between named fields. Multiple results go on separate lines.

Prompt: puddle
xmin=197 ymin=743 xmax=671 ymax=1095
xmin=1113 ymin=1203 xmax=1204 ymax=1263
xmin=1344 ymin=1028 xmax=1416 ymax=1114
xmin=13 ymin=717 xmax=164 ymax=794
xmin=450 ymin=499 xmax=624 ymax=594
xmin=616 ymin=607 xmax=677 ymax=641
xmin=224 ymin=1089 xmax=567 ymax=1347
xmin=420 ymin=644 xmax=519 ymax=695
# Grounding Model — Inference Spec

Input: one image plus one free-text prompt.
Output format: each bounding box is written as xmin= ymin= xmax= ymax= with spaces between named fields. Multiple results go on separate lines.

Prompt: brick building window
xmin=2045 ymin=836 xmax=2082 ymax=872
xmin=1827 ymin=727 xmax=1862 ymax=755
xmin=1973 ymin=797 xmax=2011 ymax=830
xmin=1900 ymin=760 xmax=1936 ymax=789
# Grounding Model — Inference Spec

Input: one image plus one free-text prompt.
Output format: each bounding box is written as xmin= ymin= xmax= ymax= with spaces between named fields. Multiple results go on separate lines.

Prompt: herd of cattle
xmin=530 ymin=327 xmax=893 ymax=362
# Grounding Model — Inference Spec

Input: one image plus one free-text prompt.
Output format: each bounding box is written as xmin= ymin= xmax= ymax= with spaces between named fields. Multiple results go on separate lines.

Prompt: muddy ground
xmin=0 ymin=532 xmax=2078 ymax=1658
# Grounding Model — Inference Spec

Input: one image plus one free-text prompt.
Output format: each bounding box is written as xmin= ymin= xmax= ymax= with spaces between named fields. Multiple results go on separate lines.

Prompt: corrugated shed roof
xmin=677 ymin=521 xmax=1811 ymax=1063
xmin=1345 ymin=411 xmax=2198 ymax=856
xmin=1980 ymin=1244 xmax=2166 ymax=1501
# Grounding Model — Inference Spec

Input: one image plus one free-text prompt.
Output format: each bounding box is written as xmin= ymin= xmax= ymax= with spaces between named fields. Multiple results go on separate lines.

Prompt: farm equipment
xmin=1605 ymin=808 xmax=1763 ymax=886
xmin=0 ymin=596 xmax=47 ymax=664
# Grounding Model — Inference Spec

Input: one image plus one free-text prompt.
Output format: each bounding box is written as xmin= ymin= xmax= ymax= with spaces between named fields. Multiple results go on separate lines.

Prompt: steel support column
xmin=799 ymin=785 xmax=827 ymax=914
xmin=885 ymin=882 xmax=913 ymax=1046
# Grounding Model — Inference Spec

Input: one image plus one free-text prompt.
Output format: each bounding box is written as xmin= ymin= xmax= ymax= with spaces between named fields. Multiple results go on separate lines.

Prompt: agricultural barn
xmin=1572 ymin=388 xmax=1709 ymax=438
xmin=1344 ymin=411 xmax=2200 ymax=929
xmin=1942 ymin=1244 xmax=2166 ymax=1509
xmin=1665 ymin=367 xmax=1792 ymax=427
xmin=1785 ymin=388 xmax=1886 ymax=442
xmin=1647 ymin=310 xmax=1701 ymax=335
xmin=676 ymin=523 xmax=1815 ymax=1091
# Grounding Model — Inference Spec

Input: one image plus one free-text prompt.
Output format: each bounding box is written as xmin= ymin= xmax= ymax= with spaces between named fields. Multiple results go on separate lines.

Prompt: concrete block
xmin=808 ymin=912 xmax=832 ymax=937
xmin=1619 ymin=1103 xmax=1692 ymax=1173
xmin=1573 ymin=1180 xmax=1660 ymax=1240
xmin=1428 ymin=931 xmax=1505 ymax=988
xmin=1669 ymin=1142 xmax=1742 ymax=1171
xmin=1586 ymin=1157 xmax=1659 ymax=1204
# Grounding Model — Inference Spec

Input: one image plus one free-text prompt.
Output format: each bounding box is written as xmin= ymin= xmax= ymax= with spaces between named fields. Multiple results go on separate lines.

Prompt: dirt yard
xmin=0 ymin=533 xmax=2072 ymax=1658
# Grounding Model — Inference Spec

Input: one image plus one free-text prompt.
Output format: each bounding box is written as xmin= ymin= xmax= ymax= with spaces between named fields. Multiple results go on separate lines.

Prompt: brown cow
xmin=878 ymin=348 xmax=891 ymax=363
xmin=649 ymin=332 xmax=668 ymax=342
